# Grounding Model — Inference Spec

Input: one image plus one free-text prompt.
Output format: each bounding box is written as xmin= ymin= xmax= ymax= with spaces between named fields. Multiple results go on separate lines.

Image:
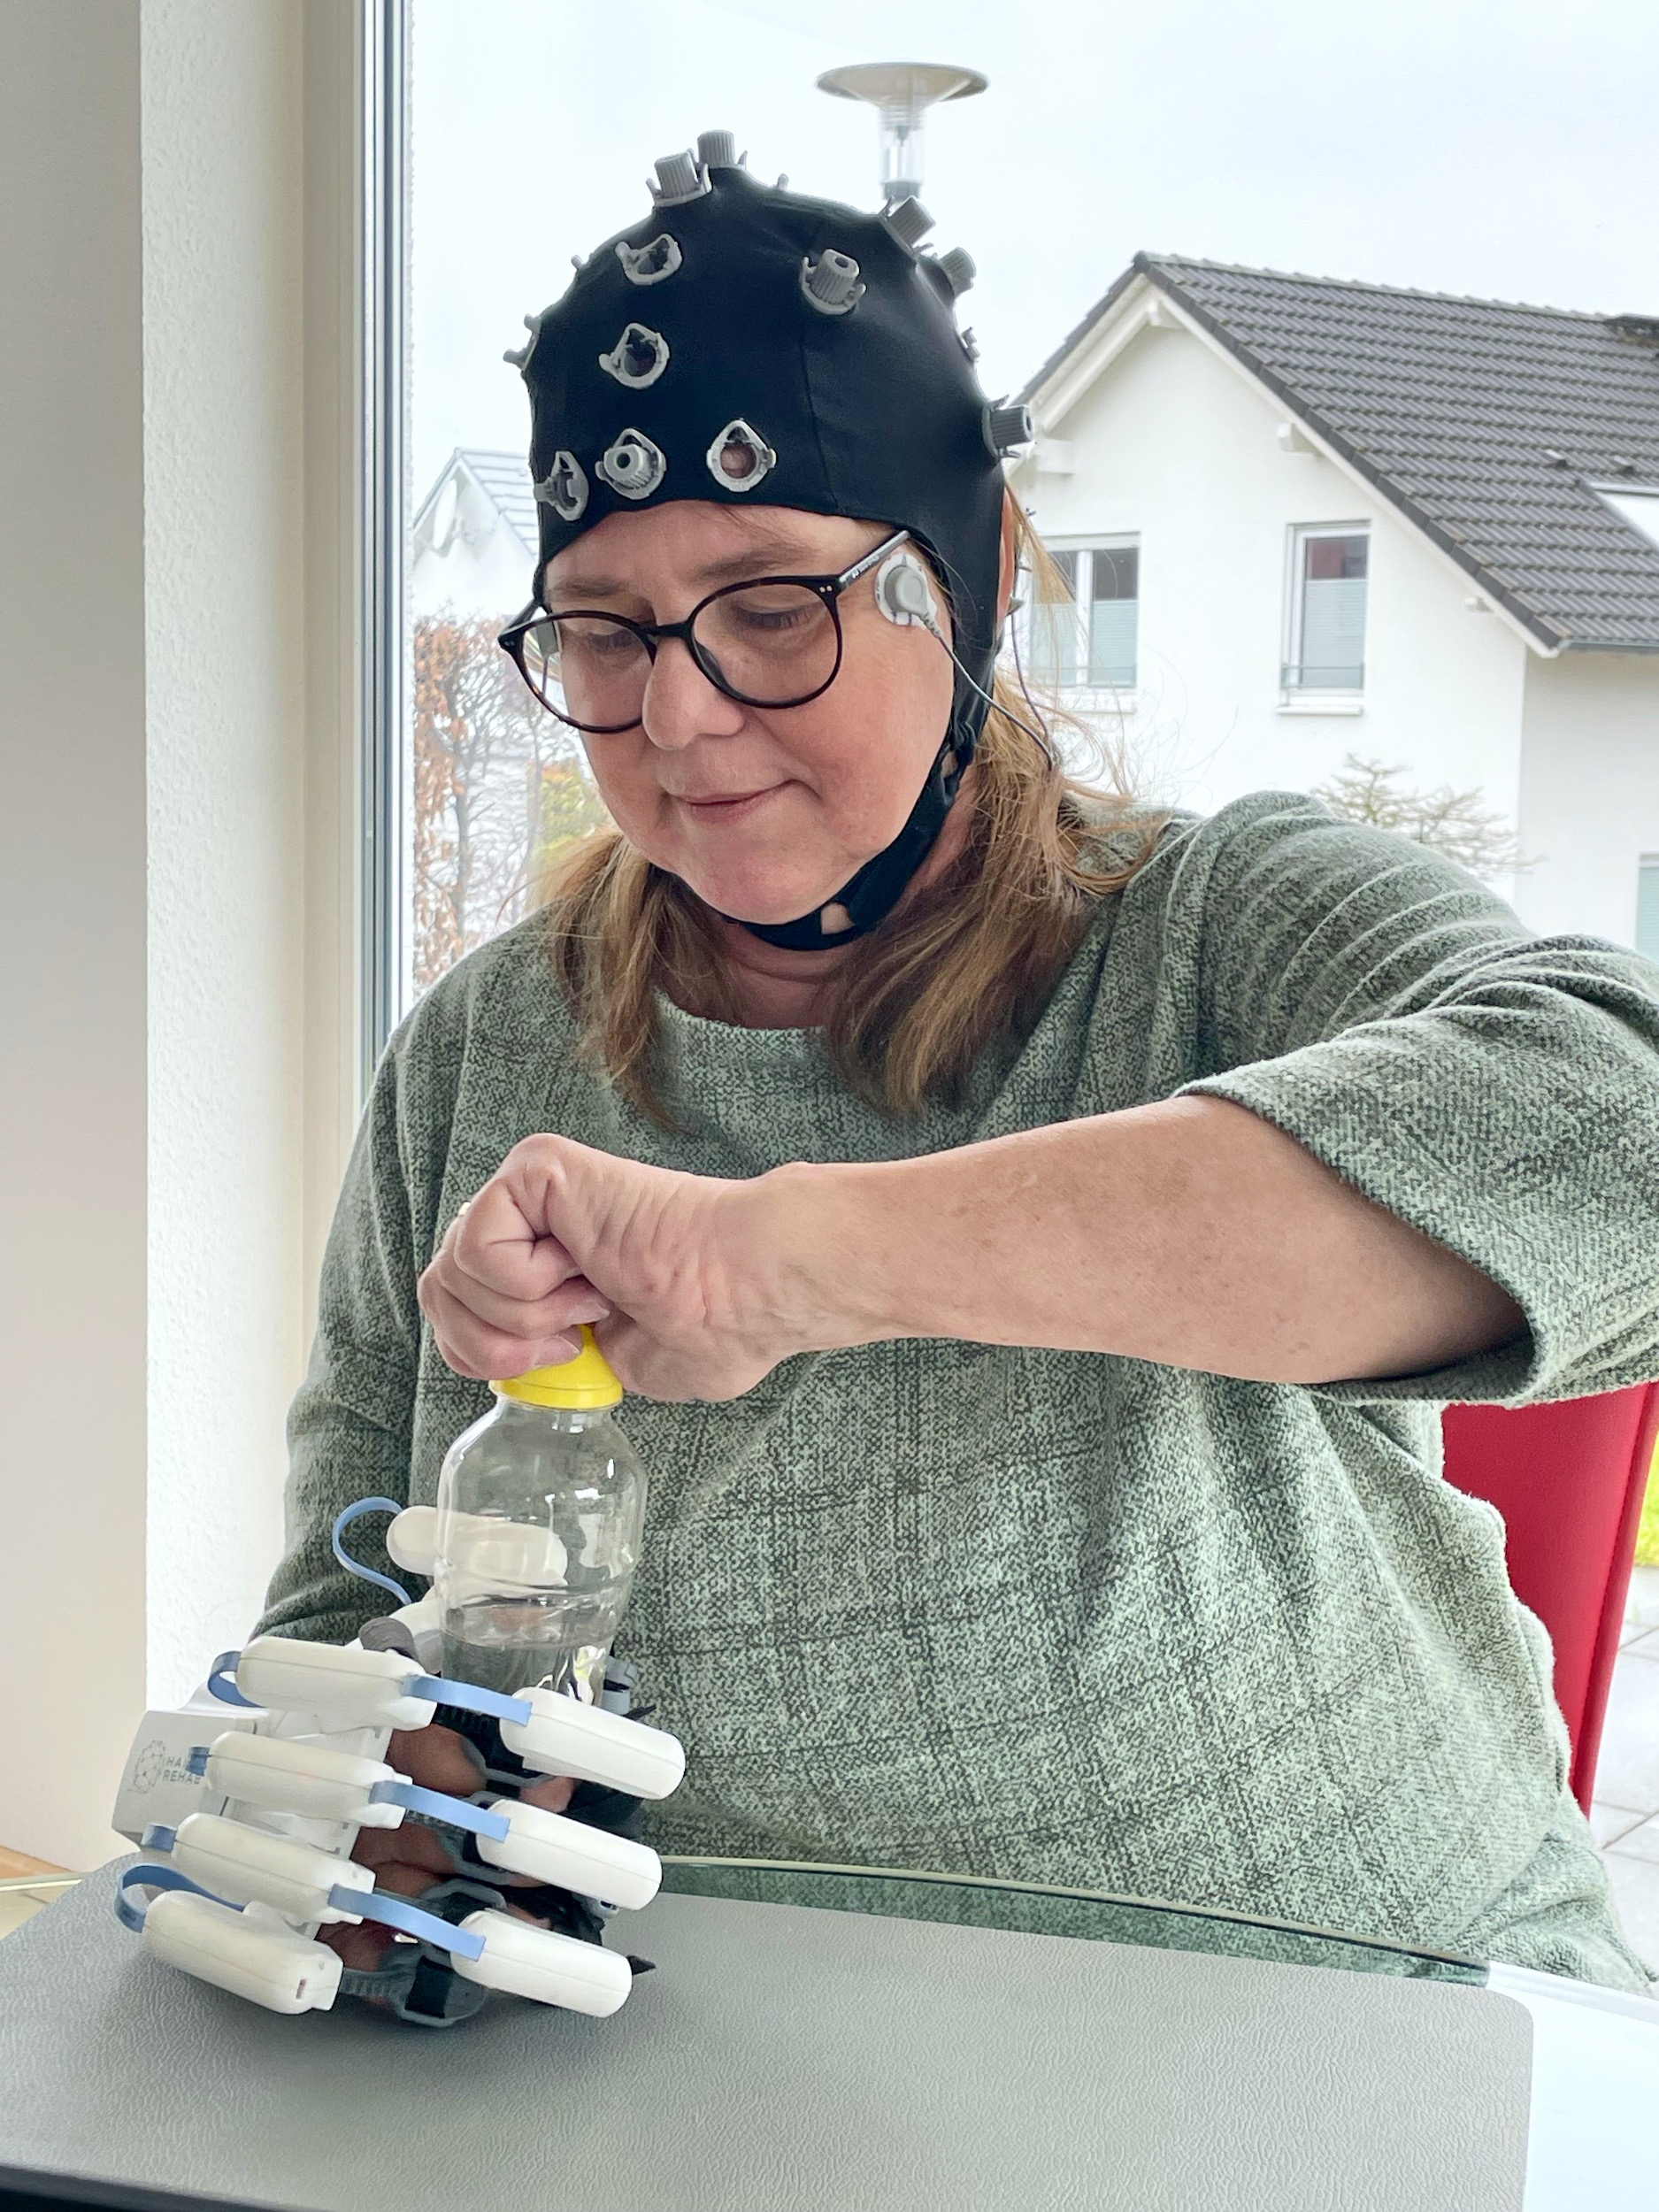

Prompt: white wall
xmin=0 ymin=0 xmax=150 ymax=1870
xmin=141 ymin=1 xmax=308 ymax=1711
xmin=1016 ymin=317 xmax=1531 ymax=833
xmin=1517 ymin=651 xmax=1659 ymax=945
xmin=0 ymin=0 xmax=329 ymax=1865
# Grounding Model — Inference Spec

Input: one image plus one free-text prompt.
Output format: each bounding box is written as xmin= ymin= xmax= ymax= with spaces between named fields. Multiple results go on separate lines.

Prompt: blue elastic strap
xmin=185 ymin=1745 xmax=210 ymax=1778
xmin=408 ymin=1675 xmax=533 ymax=1726
xmin=370 ymin=1779 xmax=511 ymax=1843
xmin=331 ymin=1497 xmax=413 ymax=1609
xmin=115 ymin=1862 xmax=242 ymax=1934
xmin=206 ymin=1651 xmax=260 ymax=1708
xmin=141 ymin=1824 xmax=179 ymax=1854
xmin=331 ymin=1884 xmax=486 ymax=1962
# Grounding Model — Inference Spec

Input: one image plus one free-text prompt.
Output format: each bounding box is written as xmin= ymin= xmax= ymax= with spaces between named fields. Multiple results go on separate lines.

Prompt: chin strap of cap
xmin=733 ymin=737 xmax=964 ymax=951
xmin=732 ymin=652 xmax=990 ymax=952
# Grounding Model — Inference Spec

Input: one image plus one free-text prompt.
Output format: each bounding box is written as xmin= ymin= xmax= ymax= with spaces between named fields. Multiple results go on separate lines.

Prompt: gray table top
xmin=0 ymin=1860 xmax=1532 ymax=2212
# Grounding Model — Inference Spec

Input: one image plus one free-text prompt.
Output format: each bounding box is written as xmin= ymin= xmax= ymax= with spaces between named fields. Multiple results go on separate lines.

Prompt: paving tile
xmin=1626 ymin=1564 xmax=1659 ymax=1635
xmin=1608 ymin=1815 xmax=1659 ymax=1865
xmin=0 ymin=1891 xmax=48 ymax=1941
xmin=1590 ymin=1801 xmax=1651 ymax=1847
xmin=1589 ymin=1648 xmax=1659 ymax=1814
xmin=0 ymin=1875 xmax=76 ymax=1940
xmin=1603 ymin=1852 xmax=1659 ymax=1980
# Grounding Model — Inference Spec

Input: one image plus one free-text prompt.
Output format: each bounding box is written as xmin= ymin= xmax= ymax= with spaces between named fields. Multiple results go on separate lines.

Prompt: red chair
xmin=1442 ymin=1383 xmax=1659 ymax=1814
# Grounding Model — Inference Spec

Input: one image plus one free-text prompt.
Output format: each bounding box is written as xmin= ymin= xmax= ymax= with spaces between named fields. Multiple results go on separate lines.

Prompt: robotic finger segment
xmin=203 ymin=1729 xmax=403 ymax=1827
xmin=501 ymin=1686 xmax=686 ymax=1800
xmin=450 ymin=1909 xmax=634 ymax=2016
xmin=477 ymin=1798 xmax=662 ymax=1911
xmin=142 ymin=1891 xmax=344 ymax=2016
xmin=232 ymin=1638 xmax=437 ymax=1732
xmin=171 ymin=1812 xmax=376 ymax=1925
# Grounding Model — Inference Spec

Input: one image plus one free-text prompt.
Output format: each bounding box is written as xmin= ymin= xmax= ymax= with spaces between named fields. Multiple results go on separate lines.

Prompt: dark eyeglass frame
xmin=497 ymin=526 xmax=913 ymax=733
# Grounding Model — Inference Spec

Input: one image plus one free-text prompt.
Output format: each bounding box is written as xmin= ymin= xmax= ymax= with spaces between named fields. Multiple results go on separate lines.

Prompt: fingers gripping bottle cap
xmin=434 ymin=1329 xmax=646 ymax=1702
xmin=493 ymin=1325 xmax=624 ymax=1409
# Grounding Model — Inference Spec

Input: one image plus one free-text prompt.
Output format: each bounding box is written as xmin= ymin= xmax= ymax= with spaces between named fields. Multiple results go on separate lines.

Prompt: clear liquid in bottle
xmin=433 ymin=1328 xmax=646 ymax=1704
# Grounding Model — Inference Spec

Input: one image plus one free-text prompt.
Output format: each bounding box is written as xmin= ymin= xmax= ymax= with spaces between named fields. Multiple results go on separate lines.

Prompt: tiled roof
xmin=1021 ymin=254 xmax=1659 ymax=651
xmin=413 ymin=448 xmax=540 ymax=555
xmin=455 ymin=448 xmax=539 ymax=555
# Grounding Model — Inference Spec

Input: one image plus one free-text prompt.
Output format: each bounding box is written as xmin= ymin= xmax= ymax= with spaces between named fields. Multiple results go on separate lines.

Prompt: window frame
xmin=1280 ymin=521 xmax=1370 ymax=715
xmin=1026 ymin=534 xmax=1141 ymax=697
xmin=361 ymin=0 xmax=411 ymax=1087
xmin=1638 ymin=855 xmax=1659 ymax=962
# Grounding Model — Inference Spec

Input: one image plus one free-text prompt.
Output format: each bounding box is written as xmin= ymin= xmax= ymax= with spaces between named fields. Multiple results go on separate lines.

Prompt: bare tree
xmin=1311 ymin=755 xmax=1535 ymax=882
xmin=412 ymin=614 xmax=609 ymax=991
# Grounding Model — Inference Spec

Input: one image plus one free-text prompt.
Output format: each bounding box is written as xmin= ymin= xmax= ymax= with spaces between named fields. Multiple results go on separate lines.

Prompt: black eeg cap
xmin=511 ymin=142 xmax=1025 ymax=950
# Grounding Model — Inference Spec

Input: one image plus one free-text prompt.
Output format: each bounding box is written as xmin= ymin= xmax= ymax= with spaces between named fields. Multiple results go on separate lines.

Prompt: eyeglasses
xmin=497 ymin=527 xmax=912 ymax=733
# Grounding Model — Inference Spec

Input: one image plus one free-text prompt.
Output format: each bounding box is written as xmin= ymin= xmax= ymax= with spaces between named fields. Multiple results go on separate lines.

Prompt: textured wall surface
xmin=0 ymin=0 xmax=150 ymax=1868
xmin=142 ymin=0 xmax=308 ymax=1709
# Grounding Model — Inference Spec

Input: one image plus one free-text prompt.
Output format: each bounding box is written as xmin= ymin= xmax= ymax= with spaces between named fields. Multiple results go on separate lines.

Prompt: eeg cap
xmin=511 ymin=135 xmax=1033 ymax=949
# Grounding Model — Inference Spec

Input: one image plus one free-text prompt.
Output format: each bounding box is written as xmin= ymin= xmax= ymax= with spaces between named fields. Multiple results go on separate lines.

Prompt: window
xmin=1639 ymin=857 xmax=1659 ymax=961
xmin=1285 ymin=526 xmax=1368 ymax=694
xmin=1594 ymin=485 xmax=1659 ymax=552
xmin=404 ymin=453 xmax=610 ymax=1002
xmin=1027 ymin=541 xmax=1140 ymax=689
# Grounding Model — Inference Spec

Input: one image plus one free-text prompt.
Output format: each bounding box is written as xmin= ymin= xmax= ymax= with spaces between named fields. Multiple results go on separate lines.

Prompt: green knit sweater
xmin=259 ymin=793 xmax=1659 ymax=1991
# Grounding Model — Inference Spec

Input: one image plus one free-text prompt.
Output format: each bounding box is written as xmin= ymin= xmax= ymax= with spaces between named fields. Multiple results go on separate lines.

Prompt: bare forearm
xmin=765 ymin=1095 xmax=1524 ymax=1384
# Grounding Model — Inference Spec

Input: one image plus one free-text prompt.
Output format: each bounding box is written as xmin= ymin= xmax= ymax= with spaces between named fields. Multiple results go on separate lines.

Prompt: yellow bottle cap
xmin=492 ymin=1325 xmax=623 ymax=1409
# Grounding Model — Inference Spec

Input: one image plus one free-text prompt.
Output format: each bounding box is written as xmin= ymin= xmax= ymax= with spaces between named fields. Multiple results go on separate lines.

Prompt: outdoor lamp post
xmin=816 ymin=61 xmax=987 ymax=205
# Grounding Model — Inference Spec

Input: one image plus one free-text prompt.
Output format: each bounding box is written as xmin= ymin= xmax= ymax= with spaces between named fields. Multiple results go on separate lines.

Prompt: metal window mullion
xmin=360 ymin=0 xmax=409 ymax=1092
xmin=1637 ymin=856 xmax=1659 ymax=961
xmin=1074 ymin=547 xmax=1093 ymax=680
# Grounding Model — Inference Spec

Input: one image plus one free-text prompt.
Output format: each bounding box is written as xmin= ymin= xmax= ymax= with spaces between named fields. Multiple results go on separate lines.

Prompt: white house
xmin=411 ymin=446 xmax=540 ymax=620
xmin=1010 ymin=256 xmax=1659 ymax=953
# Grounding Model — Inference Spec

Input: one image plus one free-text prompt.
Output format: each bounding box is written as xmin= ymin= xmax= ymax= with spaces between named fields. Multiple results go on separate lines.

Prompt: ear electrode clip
xmin=876 ymin=545 xmax=1048 ymax=751
xmin=875 ymin=549 xmax=943 ymax=634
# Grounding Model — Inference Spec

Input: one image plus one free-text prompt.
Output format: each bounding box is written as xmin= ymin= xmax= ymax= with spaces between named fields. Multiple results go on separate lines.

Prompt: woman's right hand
xmin=417 ymin=1133 xmax=816 ymax=1402
xmin=319 ymin=1724 xmax=574 ymax=1970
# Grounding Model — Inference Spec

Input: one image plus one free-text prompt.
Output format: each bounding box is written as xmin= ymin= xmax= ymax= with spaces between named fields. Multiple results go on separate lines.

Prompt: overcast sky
xmin=411 ymin=0 xmax=1659 ymax=503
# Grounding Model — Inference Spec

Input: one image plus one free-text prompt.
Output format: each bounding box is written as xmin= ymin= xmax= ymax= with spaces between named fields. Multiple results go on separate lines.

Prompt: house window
xmin=1285 ymin=526 xmax=1368 ymax=693
xmin=1639 ymin=857 xmax=1659 ymax=960
xmin=1028 ymin=541 xmax=1140 ymax=689
xmin=1594 ymin=485 xmax=1659 ymax=553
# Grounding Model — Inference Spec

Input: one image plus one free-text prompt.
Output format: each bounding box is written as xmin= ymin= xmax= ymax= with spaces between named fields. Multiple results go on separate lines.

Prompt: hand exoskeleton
xmin=111 ymin=1502 xmax=685 ymax=2027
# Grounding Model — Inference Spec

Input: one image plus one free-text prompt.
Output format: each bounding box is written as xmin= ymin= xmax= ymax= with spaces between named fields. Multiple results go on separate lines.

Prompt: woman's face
xmin=539 ymin=502 xmax=957 ymax=926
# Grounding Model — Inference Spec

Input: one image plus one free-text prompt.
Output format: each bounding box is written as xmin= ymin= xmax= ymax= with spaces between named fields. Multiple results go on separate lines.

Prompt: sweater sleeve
xmin=1171 ymin=793 xmax=1659 ymax=1405
xmin=256 ymin=1015 xmax=443 ymax=1644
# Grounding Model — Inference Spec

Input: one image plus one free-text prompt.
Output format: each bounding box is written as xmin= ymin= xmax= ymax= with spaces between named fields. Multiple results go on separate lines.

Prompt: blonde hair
xmin=538 ymin=519 xmax=1158 ymax=1123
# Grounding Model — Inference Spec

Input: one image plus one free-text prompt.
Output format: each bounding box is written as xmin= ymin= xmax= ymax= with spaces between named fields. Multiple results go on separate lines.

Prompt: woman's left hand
xmin=417 ymin=1137 xmax=819 ymax=1401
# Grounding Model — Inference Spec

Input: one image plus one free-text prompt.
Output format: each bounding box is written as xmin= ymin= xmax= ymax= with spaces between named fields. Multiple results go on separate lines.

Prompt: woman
xmin=261 ymin=140 xmax=1659 ymax=1990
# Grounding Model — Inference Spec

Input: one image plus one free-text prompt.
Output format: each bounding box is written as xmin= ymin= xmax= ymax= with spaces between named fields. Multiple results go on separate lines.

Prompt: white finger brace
xmin=112 ymin=1585 xmax=684 ymax=2024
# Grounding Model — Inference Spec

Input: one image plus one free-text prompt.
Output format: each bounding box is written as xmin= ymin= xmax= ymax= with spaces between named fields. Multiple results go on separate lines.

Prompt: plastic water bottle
xmin=433 ymin=1327 xmax=647 ymax=1702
